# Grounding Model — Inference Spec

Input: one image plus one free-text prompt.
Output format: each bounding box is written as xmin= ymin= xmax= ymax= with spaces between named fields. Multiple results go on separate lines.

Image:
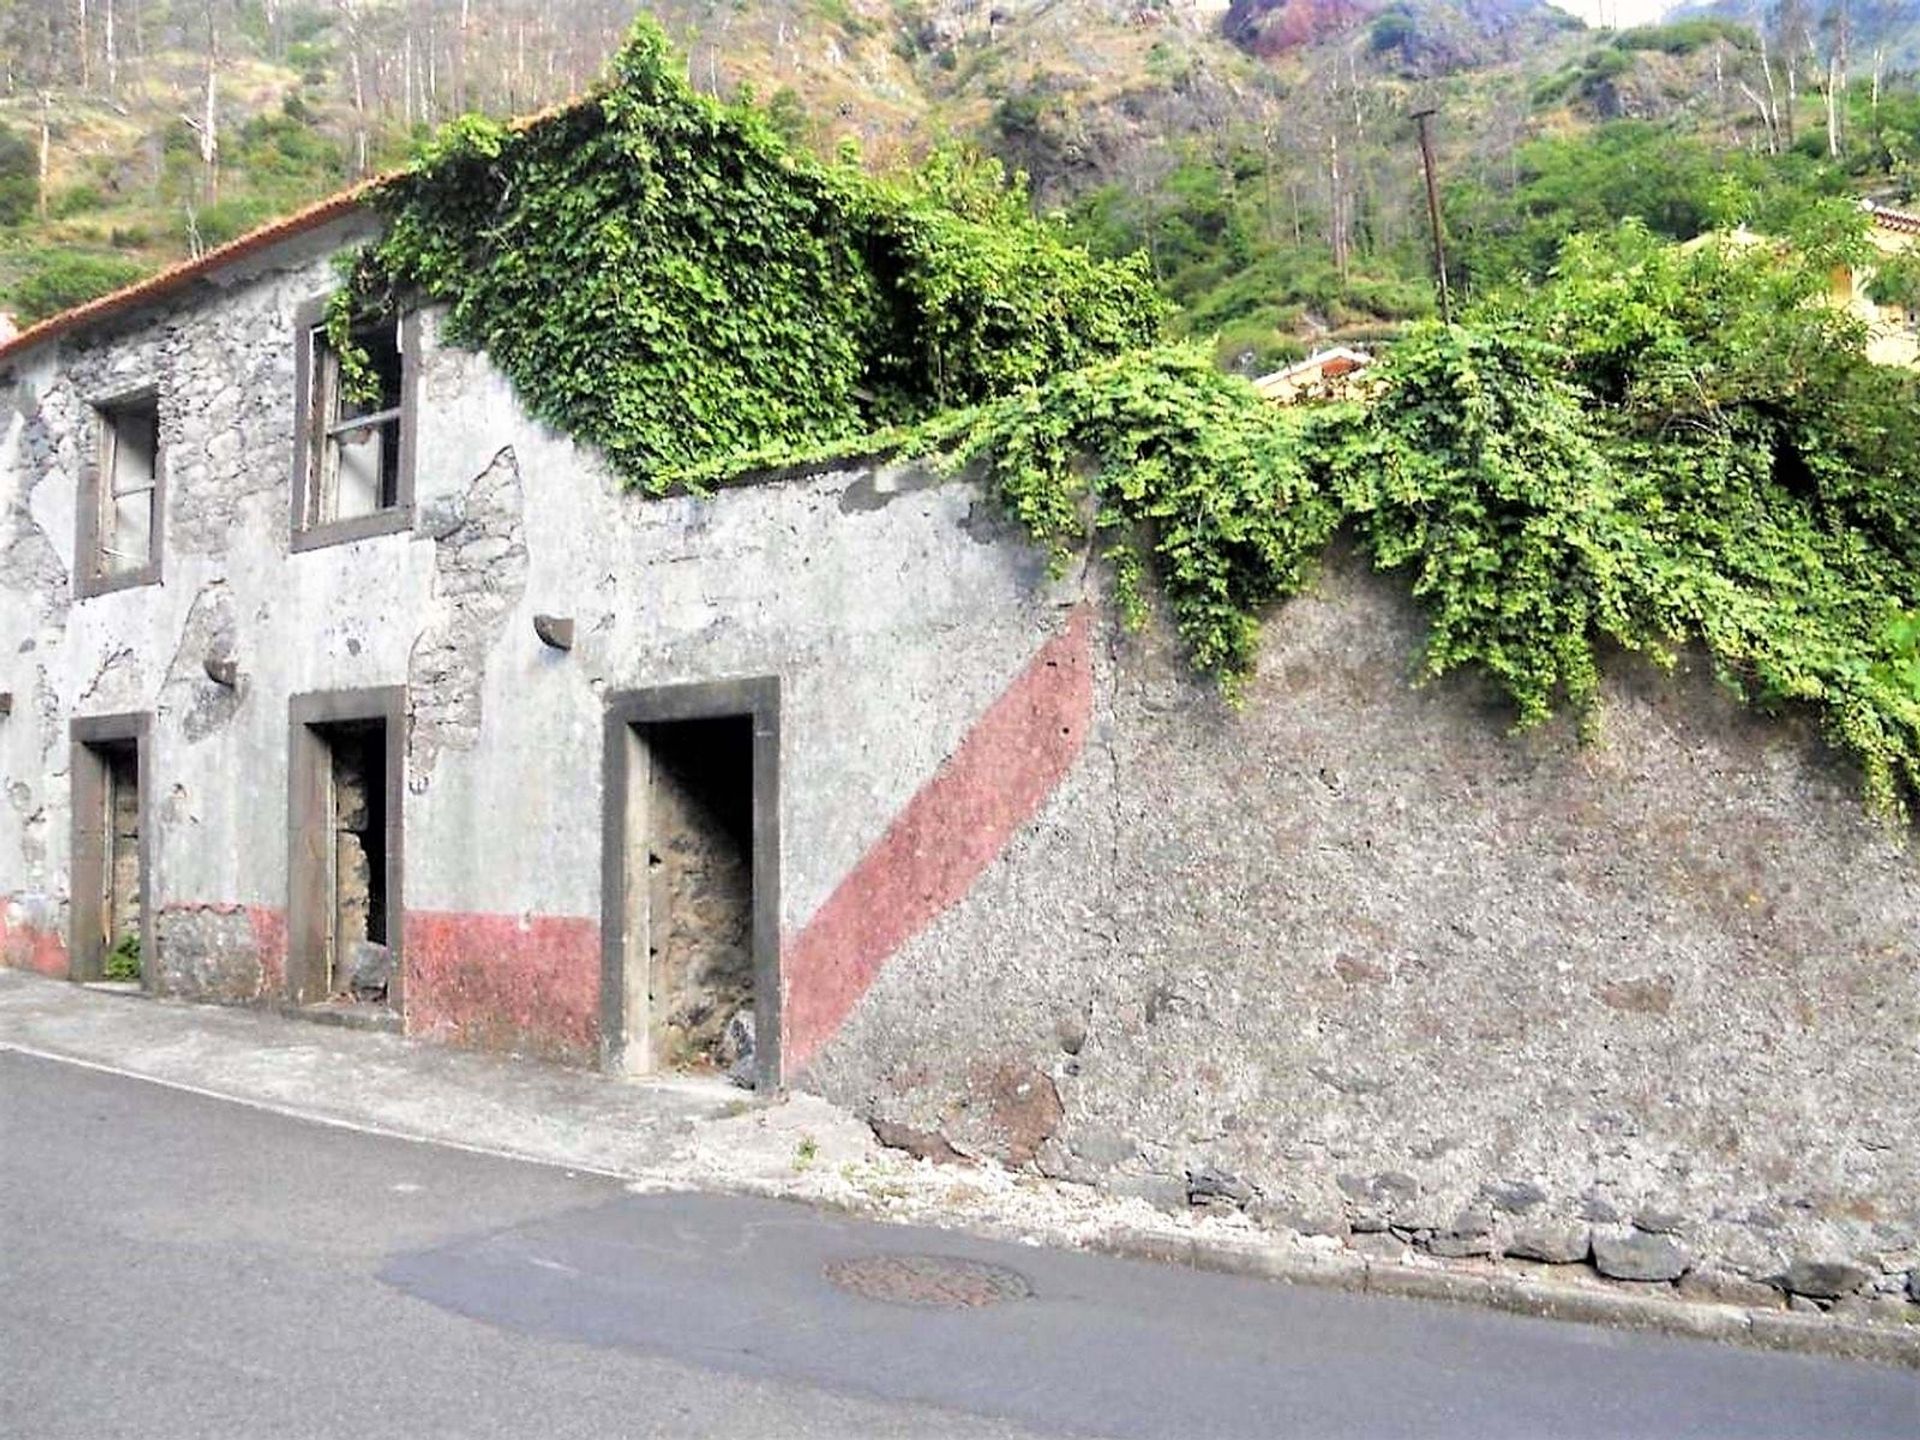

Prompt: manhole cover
xmin=824 ymin=1254 xmax=1033 ymax=1308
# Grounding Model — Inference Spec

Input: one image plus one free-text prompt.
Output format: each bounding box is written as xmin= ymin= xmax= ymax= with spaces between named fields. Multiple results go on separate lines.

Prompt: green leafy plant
xmin=917 ymin=221 xmax=1920 ymax=814
xmin=326 ymin=18 xmax=1161 ymax=490
xmin=104 ymin=932 xmax=141 ymax=982
xmin=9 ymin=251 xmax=148 ymax=325
xmin=316 ymin=22 xmax=1920 ymax=818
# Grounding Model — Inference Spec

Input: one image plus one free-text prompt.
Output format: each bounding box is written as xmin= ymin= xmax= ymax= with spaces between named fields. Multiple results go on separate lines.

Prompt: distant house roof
xmin=1867 ymin=202 xmax=1920 ymax=238
xmin=1251 ymin=346 xmax=1374 ymax=403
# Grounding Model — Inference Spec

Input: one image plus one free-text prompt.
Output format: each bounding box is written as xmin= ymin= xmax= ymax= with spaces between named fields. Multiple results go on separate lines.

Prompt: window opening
xmin=307 ymin=317 xmax=404 ymax=526
xmin=96 ymin=396 xmax=158 ymax=578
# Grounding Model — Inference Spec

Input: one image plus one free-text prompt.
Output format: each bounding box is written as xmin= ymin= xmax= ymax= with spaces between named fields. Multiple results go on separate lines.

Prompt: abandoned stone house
xmin=3 ymin=185 xmax=1919 ymax=1314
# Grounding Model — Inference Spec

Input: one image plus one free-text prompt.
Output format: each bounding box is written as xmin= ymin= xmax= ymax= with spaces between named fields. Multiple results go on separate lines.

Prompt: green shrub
xmin=50 ymin=184 xmax=104 ymax=220
xmin=8 ymin=251 xmax=148 ymax=324
xmin=0 ymin=125 xmax=36 ymax=227
xmin=916 ymin=222 xmax=1920 ymax=815
xmin=104 ymin=933 xmax=141 ymax=982
xmin=185 ymin=196 xmax=280 ymax=248
xmin=332 ymin=20 xmax=1162 ymax=490
xmin=1612 ymin=19 xmax=1755 ymax=55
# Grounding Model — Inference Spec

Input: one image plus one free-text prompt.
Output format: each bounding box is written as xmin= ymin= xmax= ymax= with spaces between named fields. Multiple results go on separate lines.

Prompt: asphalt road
xmin=2 ymin=1050 xmax=1916 ymax=1440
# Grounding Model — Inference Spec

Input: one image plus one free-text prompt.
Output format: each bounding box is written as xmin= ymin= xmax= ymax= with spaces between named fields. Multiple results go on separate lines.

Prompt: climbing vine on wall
xmin=923 ymin=222 xmax=1920 ymax=814
xmin=327 ymin=18 xmax=1162 ymax=488
xmin=333 ymin=22 xmax=1920 ymax=814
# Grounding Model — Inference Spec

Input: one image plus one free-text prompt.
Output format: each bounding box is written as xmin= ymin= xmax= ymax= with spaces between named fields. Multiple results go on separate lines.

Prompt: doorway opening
xmin=289 ymin=690 xmax=403 ymax=1011
xmin=70 ymin=717 xmax=149 ymax=986
xmin=323 ymin=720 xmax=390 ymax=1000
xmin=603 ymin=681 xmax=779 ymax=1087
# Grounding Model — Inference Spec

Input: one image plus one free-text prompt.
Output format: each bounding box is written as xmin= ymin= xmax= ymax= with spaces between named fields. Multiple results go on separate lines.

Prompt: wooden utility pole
xmin=1411 ymin=107 xmax=1451 ymax=325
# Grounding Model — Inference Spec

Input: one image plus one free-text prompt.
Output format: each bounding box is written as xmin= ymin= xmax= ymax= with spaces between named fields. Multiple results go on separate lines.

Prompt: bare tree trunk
xmin=343 ymin=0 xmax=369 ymax=173
xmin=37 ymin=92 xmax=52 ymax=220
xmin=1826 ymin=54 xmax=1841 ymax=158
xmin=201 ymin=8 xmax=218 ymax=201
xmin=104 ymin=0 xmax=116 ymax=93
xmin=1741 ymin=81 xmax=1780 ymax=153
xmin=455 ymin=0 xmax=470 ymax=112
xmin=77 ymin=0 xmax=90 ymax=89
xmin=351 ymin=47 xmax=368 ymax=171
xmin=1328 ymin=129 xmax=1348 ymax=281
xmin=1758 ymin=17 xmax=1785 ymax=152
xmin=1831 ymin=0 xmax=1849 ymax=155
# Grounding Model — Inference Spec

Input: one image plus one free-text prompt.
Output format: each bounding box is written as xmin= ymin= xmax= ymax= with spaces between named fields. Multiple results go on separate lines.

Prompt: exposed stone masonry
xmin=645 ymin=719 xmax=754 ymax=1069
xmin=407 ymin=447 xmax=529 ymax=787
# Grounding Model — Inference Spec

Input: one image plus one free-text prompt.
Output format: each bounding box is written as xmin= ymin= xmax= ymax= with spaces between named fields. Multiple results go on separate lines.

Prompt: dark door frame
xmin=601 ymin=677 xmax=781 ymax=1089
xmin=287 ymin=687 xmax=407 ymax=1008
xmin=69 ymin=712 xmax=154 ymax=986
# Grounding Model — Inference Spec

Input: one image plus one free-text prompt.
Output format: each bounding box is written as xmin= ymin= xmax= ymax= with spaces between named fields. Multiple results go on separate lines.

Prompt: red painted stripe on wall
xmin=0 ymin=907 xmax=68 ymax=978
xmin=782 ymin=606 xmax=1094 ymax=1071
xmin=404 ymin=910 xmax=600 ymax=1064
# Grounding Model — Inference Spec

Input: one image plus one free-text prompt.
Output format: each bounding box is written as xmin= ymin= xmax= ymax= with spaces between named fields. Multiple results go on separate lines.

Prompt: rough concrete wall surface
xmin=810 ymin=546 xmax=1920 ymax=1313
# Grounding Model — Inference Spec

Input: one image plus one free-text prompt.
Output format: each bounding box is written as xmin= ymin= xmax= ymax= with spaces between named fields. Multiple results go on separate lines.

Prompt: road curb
xmin=1077 ymin=1224 xmax=1920 ymax=1369
xmin=651 ymin=1173 xmax=1920 ymax=1370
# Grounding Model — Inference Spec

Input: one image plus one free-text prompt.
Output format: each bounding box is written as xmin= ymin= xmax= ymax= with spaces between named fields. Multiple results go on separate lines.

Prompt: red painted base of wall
xmin=248 ymin=906 xmax=288 ymax=998
xmin=0 ymin=910 xmax=67 ymax=978
xmin=404 ymin=911 xmax=600 ymax=1064
xmin=783 ymin=607 xmax=1095 ymax=1069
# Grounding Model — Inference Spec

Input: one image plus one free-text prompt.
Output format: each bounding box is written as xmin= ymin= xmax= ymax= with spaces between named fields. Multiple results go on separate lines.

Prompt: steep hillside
xmin=1672 ymin=0 xmax=1920 ymax=73
xmin=0 ymin=0 xmax=1913 ymax=372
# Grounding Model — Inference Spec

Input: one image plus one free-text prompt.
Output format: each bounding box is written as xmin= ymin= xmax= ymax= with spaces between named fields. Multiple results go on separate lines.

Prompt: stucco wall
xmin=3 ymin=227 xmax=1917 ymax=1311
xmin=0 ymin=234 xmax=1069 ymax=1066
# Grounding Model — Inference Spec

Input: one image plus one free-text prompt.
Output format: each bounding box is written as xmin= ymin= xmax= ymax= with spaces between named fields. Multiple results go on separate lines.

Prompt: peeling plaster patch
xmin=161 ymin=583 xmax=242 ymax=742
xmin=31 ymin=664 xmax=64 ymax=769
xmin=9 ymin=375 xmax=38 ymax=422
xmin=154 ymin=903 xmax=267 ymax=1000
xmin=161 ymin=783 xmax=197 ymax=828
xmin=407 ymin=448 xmax=529 ymax=786
xmin=7 ymin=780 xmax=47 ymax=871
xmin=163 ymin=305 xmax=300 ymax=556
xmin=1 ymin=386 xmax=73 ymax=632
xmin=836 ymin=462 xmax=943 ymax=514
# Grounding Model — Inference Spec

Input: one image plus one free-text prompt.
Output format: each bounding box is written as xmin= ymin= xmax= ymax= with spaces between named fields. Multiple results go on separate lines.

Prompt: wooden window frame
xmin=74 ymin=386 xmax=164 ymax=599
xmin=290 ymin=297 xmax=418 ymax=553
